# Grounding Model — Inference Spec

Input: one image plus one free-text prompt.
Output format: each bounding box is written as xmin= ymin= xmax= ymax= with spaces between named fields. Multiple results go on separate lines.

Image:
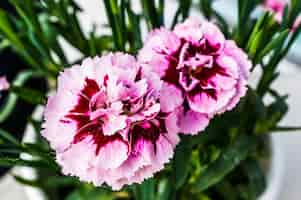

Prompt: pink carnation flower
xmin=292 ymin=15 xmax=301 ymax=32
xmin=138 ymin=18 xmax=251 ymax=135
xmin=42 ymin=53 xmax=179 ymax=190
xmin=0 ymin=76 xmax=9 ymax=91
xmin=263 ymin=0 xmax=301 ymax=31
xmin=264 ymin=0 xmax=288 ymax=22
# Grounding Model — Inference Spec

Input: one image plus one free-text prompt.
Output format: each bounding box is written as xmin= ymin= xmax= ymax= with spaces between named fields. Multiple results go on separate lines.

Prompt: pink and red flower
xmin=0 ymin=76 xmax=9 ymax=91
xmin=263 ymin=0 xmax=301 ymax=31
xmin=138 ymin=18 xmax=251 ymax=135
xmin=264 ymin=0 xmax=289 ymax=22
xmin=42 ymin=53 xmax=179 ymax=190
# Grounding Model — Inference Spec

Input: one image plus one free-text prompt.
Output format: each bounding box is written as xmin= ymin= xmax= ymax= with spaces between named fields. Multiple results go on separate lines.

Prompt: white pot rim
xmin=259 ymin=134 xmax=285 ymax=200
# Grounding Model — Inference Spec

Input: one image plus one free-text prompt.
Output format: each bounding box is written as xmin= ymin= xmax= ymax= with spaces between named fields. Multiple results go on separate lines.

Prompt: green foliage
xmin=0 ymin=0 xmax=301 ymax=200
xmin=243 ymin=158 xmax=266 ymax=199
xmin=140 ymin=0 xmax=164 ymax=29
xmin=173 ymin=139 xmax=193 ymax=189
xmin=191 ymin=135 xmax=256 ymax=192
xmin=172 ymin=0 xmax=192 ymax=28
xmin=0 ymin=70 xmax=43 ymax=123
xmin=10 ymin=86 xmax=46 ymax=105
xmin=66 ymin=186 xmax=115 ymax=200
xmin=133 ymin=179 xmax=156 ymax=200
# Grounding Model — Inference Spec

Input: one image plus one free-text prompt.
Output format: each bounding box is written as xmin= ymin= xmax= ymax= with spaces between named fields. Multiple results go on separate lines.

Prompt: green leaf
xmin=140 ymin=0 xmax=161 ymax=29
xmin=191 ymin=135 xmax=256 ymax=192
xmin=104 ymin=0 xmax=125 ymax=51
xmin=256 ymin=30 xmax=289 ymax=62
xmin=171 ymin=0 xmax=192 ymax=28
xmin=0 ymin=9 xmax=25 ymax=50
xmin=243 ymin=159 xmax=266 ymax=199
xmin=138 ymin=179 xmax=156 ymax=200
xmin=157 ymin=178 xmax=172 ymax=200
xmin=44 ymin=0 xmax=89 ymax=56
xmin=13 ymin=175 xmax=40 ymax=188
xmin=0 ymin=158 xmax=57 ymax=170
xmin=265 ymin=95 xmax=288 ymax=128
xmin=215 ymin=180 xmax=240 ymax=200
xmin=10 ymin=86 xmax=46 ymax=105
xmin=0 ymin=128 xmax=20 ymax=146
xmin=200 ymin=0 xmax=213 ymax=19
xmin=173 ymin=142 xmax=192 ymax=189
xmin=0 ymin=9 xmax=41 ymax=69
xmin=66 ymin=186 xmax=115 ymax=200
xmin=235 ymin=0 xmax=260 ymax=45
xmin=0 ymin=38 xmax=10 ymax=51
xmin=242 ymin=88 xmax=267 ymax=132
xmin=247 ymin=30 xmax=264 ymax=58
xmin=44 ymin=176 xmax=79 ymax=188
xmin=39 ymin=13 xmax=67 ymax=65
xmin=0 ymin=70 xmax=43 ymax=123
xmin=126 ymin=2 xmax=142 ymax=53
xmin=272 ymin=126 xmax=301 ymax=132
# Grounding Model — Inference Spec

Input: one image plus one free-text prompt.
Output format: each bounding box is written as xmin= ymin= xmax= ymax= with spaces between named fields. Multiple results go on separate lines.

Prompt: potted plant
xmin=0 ymin=0 xmax=300 ymax=200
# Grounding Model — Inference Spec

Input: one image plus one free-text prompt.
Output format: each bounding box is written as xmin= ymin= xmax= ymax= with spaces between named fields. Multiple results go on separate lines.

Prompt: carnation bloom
xmin=138 ymin=18 xmax=251 ymax=135
xmin=264 ymin=0 xmax=288 ymax=22
xmin=263 ymin=0 xmax=301 ymax=31
xmin=42 ymin=53 xmax=179 ymax=190
xmin=0 ymin=76 xmax=9 ymax=91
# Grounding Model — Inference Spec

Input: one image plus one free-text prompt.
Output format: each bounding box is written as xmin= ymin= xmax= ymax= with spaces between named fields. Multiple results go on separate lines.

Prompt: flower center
xmin=61 ymin=77 xmax=163 ymax=155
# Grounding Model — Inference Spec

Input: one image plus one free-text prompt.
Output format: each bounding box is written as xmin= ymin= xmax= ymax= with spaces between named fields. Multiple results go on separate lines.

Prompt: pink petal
xmin=174 ymin=17 xmax=203 ymax=42
xmin=95 ymin=139 xmax=129 ymax=170
xmin=138 ymin=28 xmax=181 ymax=77
xmin=0 ymin=76 xmax=9 ymax=91
xmin=102 ymin=114 xmax=127 ymax=136
xmin=201 ymin=21 xmax=225 ymax=51
xmin=178 ymin=109 xmax=210 ymax=135
xmin=160 ymin=83 xmax=183 ymax=113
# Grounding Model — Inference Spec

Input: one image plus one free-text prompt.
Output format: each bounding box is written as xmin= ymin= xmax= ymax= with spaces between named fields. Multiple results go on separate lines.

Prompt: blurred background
xmin=0 ymin=0 xmax=300 ymax=199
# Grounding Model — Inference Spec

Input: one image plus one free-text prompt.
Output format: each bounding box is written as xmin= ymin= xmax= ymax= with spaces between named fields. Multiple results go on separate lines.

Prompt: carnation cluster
xmin=42 ymin=18 xmax=251 ymax=190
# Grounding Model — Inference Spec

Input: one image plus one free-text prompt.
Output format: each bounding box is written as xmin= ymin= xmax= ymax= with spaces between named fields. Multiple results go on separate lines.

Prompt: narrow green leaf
xmin=266 ymin=95 xmax=288 ymax=126
xmin=192 ymin=135 xmax=256 ymax=192
xmin=245 ymin=12 xmax=270 ymax=49
xmin=200 ymin=0 xmax=213 ymax=19
xmin=257 ymin=30 xmax=289 ymax=61
xmin=45 ymin=176 xmax=80 ymax=188
xmin=0 ymin=158 xmax=57 ymax=170
xmin=171 ymin=0 xmax=192 ymax=28
xmin=215 ymin=180 xmax=240 ymax=200
xmin=0 ymin=9 xmax=24 ymax=50
xmin=0 ymin=38 xmax=10 ymax=51
xmin=10 ymin=86 xmax=46 ymax=105
xmin=66 ymin=189 xmax=115 ymax=200
xmin=0 ymin=70 xmax=43 ymax=122
xmin=248 ymin=30 xmax=264 ymax=58
xmin=157 ymin=178 xmax=172 ymax=200
xmin=13 ymin=175 xmax=40 ymax=188
xmin=0 ymin=128 xmax=20 ymax=146
xmin=243 ymin=159 xmax=266 ymax=199
xmin=126 ymin=2 xmax=142 ymax=53
xmin=141 ymin=0 xmax=161 ymax=29
xmin=272 ymin=126 xmax=301 ymax=132
xmin=104 ymin=0 xmax=125 ymax=51
xmin=139 ymin=179 xmax=156 ymax=200
xmin=173 ymin=143 xmax=192 ymax=189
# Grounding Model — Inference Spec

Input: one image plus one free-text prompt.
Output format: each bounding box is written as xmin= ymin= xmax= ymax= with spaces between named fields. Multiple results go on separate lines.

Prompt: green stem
xmin=0 ymin=70 xmax=43 ymax=123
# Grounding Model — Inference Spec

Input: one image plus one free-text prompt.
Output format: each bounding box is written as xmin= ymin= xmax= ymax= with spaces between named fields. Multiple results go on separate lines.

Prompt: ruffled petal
xmin=160 ymin=83 xmax=183 ymax=113
xmin=178 ymin=109 xmax=210 ymax=135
